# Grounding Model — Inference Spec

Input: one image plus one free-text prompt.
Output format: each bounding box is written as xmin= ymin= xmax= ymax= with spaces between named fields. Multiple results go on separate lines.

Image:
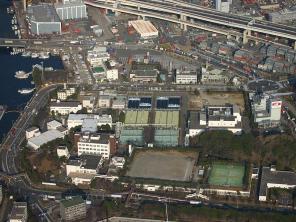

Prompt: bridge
xmin=85 ymin=0 xmax=296 ymax=49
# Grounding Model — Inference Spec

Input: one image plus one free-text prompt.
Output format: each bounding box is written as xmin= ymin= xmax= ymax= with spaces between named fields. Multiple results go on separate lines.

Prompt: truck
xmin=33 ymin=41 xmax=42 ymax=45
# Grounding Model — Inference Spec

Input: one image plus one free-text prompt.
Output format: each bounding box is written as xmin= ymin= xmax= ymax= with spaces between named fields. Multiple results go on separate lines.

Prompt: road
xmin=0 ymin=84 xmax=61 ymax=175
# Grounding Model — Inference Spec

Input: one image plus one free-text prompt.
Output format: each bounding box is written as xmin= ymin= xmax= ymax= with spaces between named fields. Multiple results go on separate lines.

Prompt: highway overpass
xmin=85 ymin=0 xmax=296 ymax=49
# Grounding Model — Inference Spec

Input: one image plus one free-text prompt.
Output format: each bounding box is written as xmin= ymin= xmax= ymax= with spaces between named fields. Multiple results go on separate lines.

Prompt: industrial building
xmin=27 ymin=129 xmax=65 ymax=150
xmin=77 ymin=133 xmax=113 ymax=159
xmin=175 ymin=69 xmax=198 ymax=84
xmin=67 ymin=114 xmax=112 ymax=129
xmin=60 ymin=196 xmax=86 ymax=221
xmin=66 ymin=154 xmax=103 ymax=185
xmin=8 ymin=202 xmax=28 ymax=222
xmin=129 ymin=61 xmax=160 ymax=82
xmin=259 ymin=167 xmax=296 ymax=202
xmin=249 ymin=92 xmax=282 ymax=128
xmin=187 ymin=104 xmax=242 ymax=136
xmin=268 ymin=7 xmax=296 ymax=23
xmin=50 ymin=101 xmax=82 ymax=115
xmin=55 ymin=0 xmax=88 ymax=21
xmin=128 ymin=20 xmax=158 ymax=39
xmin=26 ymin=4 xmax=61 ymax=35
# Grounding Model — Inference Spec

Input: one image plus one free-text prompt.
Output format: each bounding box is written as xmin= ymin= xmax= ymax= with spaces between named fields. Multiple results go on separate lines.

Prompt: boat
xmin=45 ymin=67 xmax=53 ymax=71
xmin=31 ymin=53 xmax=39 ymax=58
xmin=18 ymin=88 xmax=35 ymax=95
xmin=15 ymin=71 xmax=30 ymax=79
xmin=22 ymin=51 xmax=31 ymax=57
xmin=39 ymin=52 xmax=50 ymax=59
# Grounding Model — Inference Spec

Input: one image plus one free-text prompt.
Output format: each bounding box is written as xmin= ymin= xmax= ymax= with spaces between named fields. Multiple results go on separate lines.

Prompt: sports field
xmin=208 ymin=163 xmax=245 ymax=187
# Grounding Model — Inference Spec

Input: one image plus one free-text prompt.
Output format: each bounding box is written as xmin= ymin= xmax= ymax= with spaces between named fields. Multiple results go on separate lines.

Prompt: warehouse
xmin=27 ymin=129 xmax=65 ymax=150
xmin=27 ymin=4 xmax=61 ymax=35
xmin=55 ymin=0 xmax=88 ymax=21
xmin=128 ymin=20 xmax=158 ymax=39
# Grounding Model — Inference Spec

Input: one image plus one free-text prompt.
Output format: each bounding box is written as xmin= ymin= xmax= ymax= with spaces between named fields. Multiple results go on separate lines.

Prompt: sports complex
xmin=207 ymin=162 xmax=246 ymax=188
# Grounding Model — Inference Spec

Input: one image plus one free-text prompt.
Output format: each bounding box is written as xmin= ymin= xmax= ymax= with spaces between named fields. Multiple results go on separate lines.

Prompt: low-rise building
xmin=66 ymin=154 xmax=103 ymax=185
xmin=128 ymin=20 xmax=158 ymax=39
xmin=25 ymin=127 xmax=41 ymax=140
xmin=57 ymin=146 xmax=70 ymax=158
xmin=268 ymin=7 xmax=296 ymax=23
xmin=26 ymin=4 xmax=61 ymax=35
xmin=110 ymin=156 xmax=125 ymax=168
xmin=67 ymin=114 xmax=112 ymax=129
xmin=104 ymin=60 xmax=119 ymax=80
xmin=259 ymin=167 xmax=296 ymax=202
xmin=27 ymin=129 xmax=65 ymax=150
xmin=47 ymin=120 xmax=62 ymax=130
xmin=98 ymin=95 xmax=111 ymax=108
xmin=175 ymin=69 xmax=197 ymax=84
xmin=8 ymin=202 xmax=27 ymax=222
xmin=200 ymin=67 xmax=229 ymax=84
xmin=82 ymin=95 xmax=95 ymax=113
xmin=57 ymin=86 xmax=76 ymax=101
xmin=249 ymin=92 xmax=282 ymax=128
xmin=188 ymin=104 xmax=242 ymax=137
xmin=77 ymin=133 xmax=112 ymax=159
xmin=55 ymin=0 xmax=88 ymax=21
xmin=129 ymin=62 xmax=160 ymax=82
xmin=50 ymin=101 xmax=82 ymax=115
xmin=60 ymin=196 xmax=86 ymax=221
xmin=112 ymin=99 xmax=126 ymax=110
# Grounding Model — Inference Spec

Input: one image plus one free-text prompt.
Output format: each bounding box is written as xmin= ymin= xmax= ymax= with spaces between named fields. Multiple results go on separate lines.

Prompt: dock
xmin=0 ymin=105 xmax=7 ymax=121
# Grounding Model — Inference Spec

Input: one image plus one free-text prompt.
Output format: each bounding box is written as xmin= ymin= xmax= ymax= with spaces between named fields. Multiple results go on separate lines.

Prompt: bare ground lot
xmin=126 ymin=150 xmax=197 ymax=181
xmin=189 ymin=91 xmax=245 ymax=112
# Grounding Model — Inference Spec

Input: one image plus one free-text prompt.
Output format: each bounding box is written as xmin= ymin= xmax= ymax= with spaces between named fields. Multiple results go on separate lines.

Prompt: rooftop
xmin=28 ymin=130 xmax=64 ymax=147
xmin=60 ymin=196 xmax=85 ymax=208
xmin=27 ymin=4 xmax=60 ymax=23
xmin=68 ymin=154 xmax=102 ymax=170
xmin=259 ymin=167 xmax=296 ymax=198
xmin=50 ymin=101 xmax=81 ymax=107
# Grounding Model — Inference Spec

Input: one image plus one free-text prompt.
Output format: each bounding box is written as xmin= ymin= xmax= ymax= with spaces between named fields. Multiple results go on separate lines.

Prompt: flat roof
xmin=28 ymin=130 xmax=64 ymax=147
xmin=60 ymin=196 xmax=84 ymax=208
xmin=27 ymin=4 xmax=60 ymax=23
xmin=50 ymin=101 xmax=80 ymax=107
xmin=259 ymin=167 xmax=296 ymax=198
xmin=129 ymin=20 xmax=158 ymax=37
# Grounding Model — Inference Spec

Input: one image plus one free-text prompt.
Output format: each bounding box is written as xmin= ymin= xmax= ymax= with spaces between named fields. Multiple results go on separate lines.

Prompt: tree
xmin=119 ymin=111 xmax=125 ymax=123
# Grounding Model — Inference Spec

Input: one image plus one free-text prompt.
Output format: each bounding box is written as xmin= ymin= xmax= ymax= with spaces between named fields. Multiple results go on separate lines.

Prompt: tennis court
xmin=208 ymin=163 xmax=245 ymax=187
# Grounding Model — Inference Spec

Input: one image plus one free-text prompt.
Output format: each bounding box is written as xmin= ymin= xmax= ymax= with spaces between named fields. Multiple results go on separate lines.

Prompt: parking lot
xmin=126 ymin=150 xmax=198 ymax=181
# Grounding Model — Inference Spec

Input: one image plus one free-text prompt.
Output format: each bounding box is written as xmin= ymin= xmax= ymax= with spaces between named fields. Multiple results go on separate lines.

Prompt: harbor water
xmin=0 ymin=0 xmax=64 ymax=142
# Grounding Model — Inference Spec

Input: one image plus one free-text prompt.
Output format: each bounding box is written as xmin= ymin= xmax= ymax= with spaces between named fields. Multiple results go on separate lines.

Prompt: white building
xmin=175 ymin=70 xmax=197 ymax=84
xmin=110 ymin=157 xmax=125 ymax=168
xmin=67 ymin=114 xmax=112 ymax=129
xmin=57 ymin=86 xmax=76 ymax=101
xmin=98 ymin=95 xmax=111 ymax=108
xmin=128 ymin=20 xmax=158 ymax=39
xmin=104 ymin=61 xmax=119 ymax=80
xmin=55 ymin=0 xmax=88 ymax=21
xmin=77 ymin=134 xmax=111 ymax=159
xmin=57 ymin=146 xmax=70 ymax=158
xmin=8 ymin=202 xmax=27 ymax=222
xmin=50 ymin=101 xmax=82 ymax=115
xmin=250 ymin=93 xmax=282 ymax=128
xmin=112 ymin=99 xmax=126 ymax=110
xmin=25 ymin=127 xmax=41 ymax=140
xmin=188 ymin=104 xmax=242 ymax=137
xmin=82 ymin=95 xmax=95 ymax=113
xmin=66 ymin=154 xmax=103 ymax=185
xmin=47 ymin=120 xmax=62 ymax=130
xmin=87 ymin=47 xmax=109 ymax=67
xmin=27 ymin=129 xmax=65 ymax=150
xmin=215 ymin=0 xmax=230 ymax=13
xmin=259 ymin=167 xmax=296 ymax=202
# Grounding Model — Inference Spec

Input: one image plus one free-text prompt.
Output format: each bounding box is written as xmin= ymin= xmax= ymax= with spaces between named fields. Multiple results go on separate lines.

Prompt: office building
xmin=55 ymin=0 xmax=88 ymax=21
xmin=8 ymin=202 xmax=28 ymax=222
xmin=77 ymin=133 xmax=112 ymax=159
xmin=188 ymin=104 xmax=242 ymax=136
xmin=50 ymin=101 xmax=82 ymax=115
xmin=249 ymin=92 xmax=282 ymax=128
xmin=175 ymin=69 xmax=197 ymax=84
xmin=66 ymin=154 xmax=103 ymax=184
xmin=26 ymin=4 xmax=61 ymax=35
xmin=60 ymin=196 xmax=86 ymax=221
xmin=67 ymin=114 xmax=112 ymax=129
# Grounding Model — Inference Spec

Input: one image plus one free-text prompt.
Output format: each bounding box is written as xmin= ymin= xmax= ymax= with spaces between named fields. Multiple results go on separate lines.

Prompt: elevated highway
xmin=85 ymin=0 xmax=296 ymax=48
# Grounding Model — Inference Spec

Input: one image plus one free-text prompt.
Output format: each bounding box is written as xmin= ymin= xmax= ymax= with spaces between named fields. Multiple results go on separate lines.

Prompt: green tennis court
xmin=208 ymin=163 xmax=245 ymax=187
